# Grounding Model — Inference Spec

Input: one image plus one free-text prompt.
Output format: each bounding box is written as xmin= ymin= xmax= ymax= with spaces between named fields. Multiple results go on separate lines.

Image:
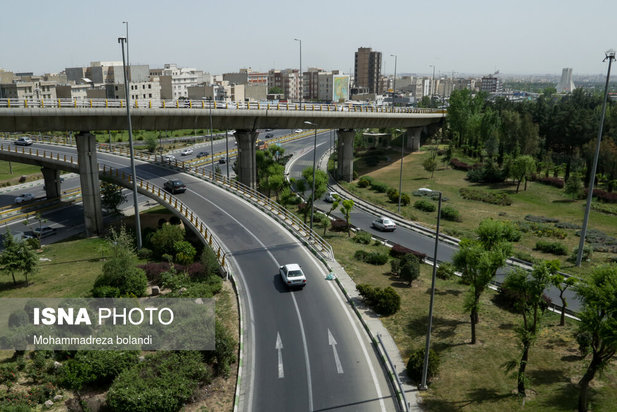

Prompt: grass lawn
xmin=327 ymin=230 xmax=617 ymax=412
xmin=0 ymin=161 xmax=43 ymax=186
xmin=340 ymin=148 xmax=617 ymax=279
xmin=0 ymin=237 xmax=108 ymax=298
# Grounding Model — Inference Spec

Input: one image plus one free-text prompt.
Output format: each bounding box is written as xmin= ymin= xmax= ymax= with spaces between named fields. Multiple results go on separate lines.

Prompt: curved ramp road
xmin=7 ymin=141 xmax=397 ymax=411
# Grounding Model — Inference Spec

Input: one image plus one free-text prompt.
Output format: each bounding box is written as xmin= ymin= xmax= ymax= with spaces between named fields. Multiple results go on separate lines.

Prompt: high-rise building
xmin=556 ymin=68 xmax=575 ymax=93
xmin=354 ymin=47 xmax=382 ymax=94
xmin=267 ymin=69 xmax=300 ymax=101
xmin=480 ymin=75 xmax=501 ymax=93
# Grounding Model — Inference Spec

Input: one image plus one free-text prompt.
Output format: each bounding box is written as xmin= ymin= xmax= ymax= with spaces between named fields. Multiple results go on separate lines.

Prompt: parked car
xmin=33 ymin=226 xmax=56 ymax=238
xmin=162 ymin=154 xmax=176 ymax=162
xmin=279 ymin=263 xmax=307 ymax=289
xmin=180 ymin=148 xmax=193 ymax=156
xmin=372 ymin=217 xmax=396 ymax=232
xmin=324 ymin=192 xmax=338 ymax=203
xmin=15 ymin=137 xmax=33 ymax=146
xmin=15 ymin=193 xmax=34 ymax=204
xmin=196 ymin=151 xmax=209 ymax=158
xmin=164 ymin=179 xmax=187 ymax=194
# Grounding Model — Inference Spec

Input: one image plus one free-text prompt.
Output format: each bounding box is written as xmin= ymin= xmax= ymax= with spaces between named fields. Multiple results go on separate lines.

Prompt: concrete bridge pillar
xmin=234 ymin=129 xmax=258 ymax=189
xmin=337 ymin=129 xmax=355 ymax=182
xmin=41 ymin=167 xmax=61 ymax=199
xmin=75 ymin=131 xmax=104 ymax=235
xmin=406 ymin=127 xmax=423 ymax=152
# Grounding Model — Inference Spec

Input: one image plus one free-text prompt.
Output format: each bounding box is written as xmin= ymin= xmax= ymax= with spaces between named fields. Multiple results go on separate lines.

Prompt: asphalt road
xmin=1 ymin=139 xmax=398 ymax=411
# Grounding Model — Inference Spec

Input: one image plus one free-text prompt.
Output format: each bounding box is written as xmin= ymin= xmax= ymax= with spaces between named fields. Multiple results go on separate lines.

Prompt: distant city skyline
xmin=2 ymin=0 xmax=616 ymax=77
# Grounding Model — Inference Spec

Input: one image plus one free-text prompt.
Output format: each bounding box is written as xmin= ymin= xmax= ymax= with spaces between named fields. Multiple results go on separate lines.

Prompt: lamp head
xmin=606 ymin=49 xmax=616 ymax=59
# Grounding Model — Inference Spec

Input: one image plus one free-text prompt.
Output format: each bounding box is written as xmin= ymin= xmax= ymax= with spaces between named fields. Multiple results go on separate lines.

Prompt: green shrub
xmin=569 ymin=246 xmax=593 ymax=263
xmin=459 ymin=187 xmax=512 ymax=206
xmin=202 ymin=321 xmax=237 ymax=377
xmin=174 ymin=240 xmax=196 ymax=265
xmin=354 ymin=250 xmax=389 ymax=265
xmin=400 ymin=192 xmax=411 ymax=206
xmin=440 ymin=206 xmax=461 ymax=221
xmin=151 ymin=224 xmax=185 ymax=258
xmin=25 ymin=237 xmax=40 ymax=250
xmin=414 ymin=199 xmax=436 ymax=212
xmin=200 ymin=247 xmax=221 ymax=280
xmin=399 ymin=254 xmax=420 ymax=285
xmin=406 ymin=348 xmax=440 ymax=384
xmin=91 ymin=285 xmax=121 ymax=297
xmin=60 ymin=351 xmax=139 ymax=390
xmin=353 ymin=231 xmax=372 ymax=245
xmin=356 ymin=284 xmax=401 ymax=316
xmin=386 ymin=188 xmax=399 ymax=203
xmin=136 ymin=247 xmax=152 ymax=260
xmin=534 ymin=240 xmax=568 ymax=255
xmin=0 ymin=364 xmax=18 ymax=385
xmin=370 ymin=181 xmax=389 ymax=193
xmin=357 ymin=176 xmax=373 ymax=188
xmin=106 ymin=351 xmax=211 ymax=412
xmin=436 ymin=262 xmax=456 ymax=280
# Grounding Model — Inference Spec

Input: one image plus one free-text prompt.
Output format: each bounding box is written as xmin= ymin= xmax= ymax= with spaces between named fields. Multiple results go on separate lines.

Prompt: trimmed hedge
xmin=354 ymin=250 xmax=389 ymax=265
xmin=357 ymin=176 xmax=373 ymax=188
xmin=436 ymin=262 xmax=456 ymax=280
xmin=390 ymin=243 xmax=427 ymax=260
xmin=330 ymin=218 xmax=350 ymax=232
xmin=459 ymin=187 xmax=512 ymax=206
xmin=586 ymin=188 xmax=617 ymax=203
xmin=535 ymin=176 xmax=565 ymax=188
xmin=414 ymin=199 xmax=436 ymax=212
xmin=406 ymin=347 xmax=440 ymax=384
xmin=449 ymin=158 xmax=473 ymax=171
xmin=356 ymin=284 xmax=401 ymax=316
xmin=534 ymin=240 xmax=568 ymax=255
xmin=353 ymin=231 xmax=372 ymax=244
xmin=370 ymin=181 xmax=389 ymax=193
xmin=440 ymin=206 xmax=461 ymax=221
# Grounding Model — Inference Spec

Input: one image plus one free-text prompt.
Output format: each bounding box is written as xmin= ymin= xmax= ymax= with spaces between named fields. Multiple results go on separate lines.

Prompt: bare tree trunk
xmin=518 ymin=344 xmax=530 ymax=396
xmin=470 ymin=310 xmax=477 ymax=344
xmin=560 ymin=295 xmax=567 ymax=326
xmin=578 ymin=354 xmax=601 ymax=412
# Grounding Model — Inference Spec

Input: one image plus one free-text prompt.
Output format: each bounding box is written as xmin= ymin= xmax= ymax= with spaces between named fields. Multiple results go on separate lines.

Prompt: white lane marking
xmin=290 ymin=291 xmax=314 ymax=411
xmin=328 ymin=329 xmax=344 ymax=374
xmin=276 ymin=332 xmax=284 ymax=379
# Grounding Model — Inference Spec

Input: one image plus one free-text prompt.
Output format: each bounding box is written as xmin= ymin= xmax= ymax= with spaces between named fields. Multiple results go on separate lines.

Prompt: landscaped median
xmin=324 ymin=230 xmax=617 ymax=411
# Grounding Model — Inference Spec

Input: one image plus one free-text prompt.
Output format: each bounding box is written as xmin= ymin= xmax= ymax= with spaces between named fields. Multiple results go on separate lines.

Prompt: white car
xmin=324 ymin=192 xmax=338 ymax=203
xmin=180 ymin=148 xmax=193 ymax=156
xmin=162 ymin=154 xmax=176 ymax=162
xmin=372 ymin=217 xmax=396 ymax=232
xmin=15 ymin=137 xmax=33 ymax=146
xmin=294 ymin=129 xmax=303 ymax=133
xmin=15 ymin=193 xmax=34 ymax=204
xmin=279 ymin=263 xmax=307 ymax=289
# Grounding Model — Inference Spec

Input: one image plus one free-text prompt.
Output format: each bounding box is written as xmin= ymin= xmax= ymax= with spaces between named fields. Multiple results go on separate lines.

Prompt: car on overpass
xmin=164 ymin=179 xmax=187 ymax=194
xmin=14 ymin=193 xmax=34 ymax=204
xmin=180 ymin=148 xmax=193 ymax=156
xmin=15 ymin=137 xmax=33 ymax=146
xmin=196 ymin=151 xmax=209 ymax=158
xmin=279 ymin=263 xmax=307 ymax=289
xmin=162 ymin=154 xmax=175 ymax=162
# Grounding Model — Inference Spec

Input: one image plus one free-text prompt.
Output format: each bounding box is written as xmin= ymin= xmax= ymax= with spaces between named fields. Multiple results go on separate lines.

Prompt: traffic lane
xmin=269 ymin=245 xmax=396 ymax=411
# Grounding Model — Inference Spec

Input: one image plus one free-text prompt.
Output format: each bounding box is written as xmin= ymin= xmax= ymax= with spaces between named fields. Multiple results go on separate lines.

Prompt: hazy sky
xmin=2 ymin=0 xmax=616 ymax=77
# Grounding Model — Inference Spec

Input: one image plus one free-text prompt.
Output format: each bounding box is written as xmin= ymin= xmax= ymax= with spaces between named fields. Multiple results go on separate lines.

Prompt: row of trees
xmin=447 ymin=88 xmax=617 ymax=189
xmin=452 ymin=219 xmax=616 ymax=411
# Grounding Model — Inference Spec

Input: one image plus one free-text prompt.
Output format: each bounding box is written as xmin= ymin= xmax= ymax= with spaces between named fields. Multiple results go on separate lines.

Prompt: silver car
xmin=372 ymin=217 xmax=396 ymax=232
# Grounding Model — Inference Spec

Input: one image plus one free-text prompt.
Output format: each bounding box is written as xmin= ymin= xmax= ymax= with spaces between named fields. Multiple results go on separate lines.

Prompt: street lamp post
xmin=390 ymin=54 xmax=397 ymax=107
xmin=118 ymin=36 xmax=142 ymax=249
xmin=420 ymin=191 xmax=442 ymax=390
xmin=395 ymin=129 xmax=404 ymax=213
xmin=225 ymin=130 xmax=229 ymax=178
xmin=209 ymin=100 xmax=214 ymax=178
xmin=294 ymin=38 xmax=302 ymax=106
xmin=576 ymin=49 xmax=616 ymax=266
xmin=429 ymin=65 xmax=436 ymax=104
xmin=304 ymin=121 xmax=318 ymax=234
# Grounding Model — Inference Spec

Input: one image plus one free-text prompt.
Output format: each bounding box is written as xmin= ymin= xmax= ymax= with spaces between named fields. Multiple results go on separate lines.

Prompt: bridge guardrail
xmin=0 ymin=98 xmax=446 ymax=115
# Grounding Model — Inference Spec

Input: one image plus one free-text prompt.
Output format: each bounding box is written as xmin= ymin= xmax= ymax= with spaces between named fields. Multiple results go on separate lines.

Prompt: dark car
xmin=164 ymin=179 xmax=187 ymax=194
xmin=196 ymin=151 xmax=209 ymax=158
xmin=218 ymin=158 xmax=226 ymax=164
xmin=265 ymin=133 xmax=274 ymax=139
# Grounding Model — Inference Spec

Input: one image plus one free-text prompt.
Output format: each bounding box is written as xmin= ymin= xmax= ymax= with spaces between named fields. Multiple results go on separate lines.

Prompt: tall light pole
xmin=225 ymin=130 xmax=230 ymax=178
xmin=209 ymin=100 xmax=214 ymax=178
xmin=304 ymin=121 xmax=318 ymax=234
xmin=118 ymin=36 xmax=142 ymax=249
xmin=390 ymin=54 xmax=397 ymax=107
xmin=576 ymin=49 xmax=616 ymax=266
xmin=123 ymin=21 xmax=129 ymax=78
xmin=396 ymin=129 xmax=404 ymax=212
xmin=294 ymin=38 xmax=302 ymax=106
xmin=420 ymin=191 xmax=442 ymax=390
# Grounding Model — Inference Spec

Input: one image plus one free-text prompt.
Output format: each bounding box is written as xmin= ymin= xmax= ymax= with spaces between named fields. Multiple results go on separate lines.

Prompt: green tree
xmin=0 ymin=231 xmax=38 ymax=286
xmin=101 ymin=182 xmax=127 ymax=215
xmin=422 ymin=152 xmax=438 ymax=178
xmin=145 ymin=135 xmax=158 ymax=153
xmin=550 ymin=271 xmax=576 ymax=326
xmin=501 ymin=261 xmax=557 ymax=397
xmin=340 ymin=199 xmax=354 ymax=237
xmin=173 ymin=240 xmax=196 ymax=265
xmin=150 ymin=224 xmax=185 ymax=259
xmin=575 ymin=265 xmax=617 ymax=412
xmin=268 ymin=86 xmax=284 ymax=95
xmin=510 ymin=155 xmax=536 ymax=193
xmin=564 ymin=172 xmax=583 ymax=199
xmin=298 ymin=167 xmax=328 ymax=223
xmin=453 ymin=220 xmax=512 ymax=344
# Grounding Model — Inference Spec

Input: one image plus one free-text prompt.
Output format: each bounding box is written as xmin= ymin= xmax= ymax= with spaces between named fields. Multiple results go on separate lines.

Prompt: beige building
xmin=187 ymin=82 xmax=245 ymax=103
xmin=268 ymin=69 xmax=300 ymax=101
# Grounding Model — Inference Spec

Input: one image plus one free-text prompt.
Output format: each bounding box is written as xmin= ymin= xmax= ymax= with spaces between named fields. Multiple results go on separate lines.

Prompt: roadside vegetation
xmin=0 ymin=221 xmax=238 ymax=411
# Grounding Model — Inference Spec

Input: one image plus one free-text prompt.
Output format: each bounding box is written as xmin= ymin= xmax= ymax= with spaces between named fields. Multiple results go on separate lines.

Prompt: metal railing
xmin=0 ymin=98 xmax=446 ymax=115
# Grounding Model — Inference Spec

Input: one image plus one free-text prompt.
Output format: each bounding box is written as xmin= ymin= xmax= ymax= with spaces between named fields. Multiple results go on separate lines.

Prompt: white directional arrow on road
xmin=328 ymin=329 xmax=344 ymax=374
xmin=276 ymin=332 xmax=284 ymax=379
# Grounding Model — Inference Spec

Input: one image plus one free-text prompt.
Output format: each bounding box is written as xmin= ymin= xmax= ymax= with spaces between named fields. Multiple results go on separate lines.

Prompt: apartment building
xmin=354 ymin=47 xmax=382 ymax=94
xmin=268 ymin=69 xmax=300 ymax=101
